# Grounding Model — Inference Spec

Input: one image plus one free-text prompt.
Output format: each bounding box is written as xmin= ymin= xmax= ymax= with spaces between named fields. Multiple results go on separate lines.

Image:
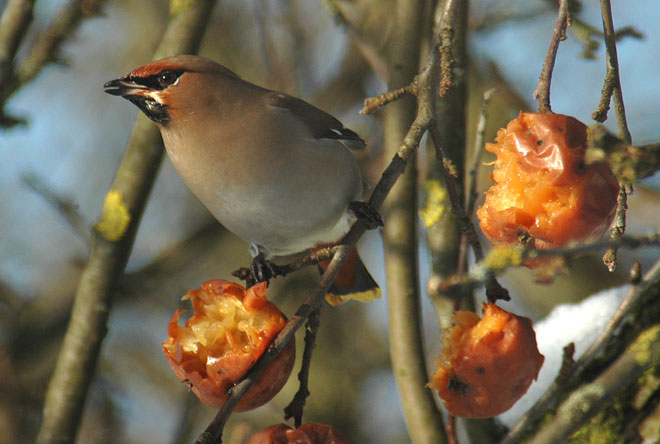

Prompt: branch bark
xmin=381 ymin=1 xmax=448 ymax=443
xmin=1 ymin=0 xmax=106 ymax=126
xmin=34 ymin=2 xmax=217 ymax=443
xmin=594 ymin=0 xmax=633 ymax=273
xmin=0 ymin=0 xmax=35 ymax=89
xmin=502 ymin=258 xmax=660 ymax=444
xmin=533 ymin=0 xmax=569 ymax=113
xmin=526 ymin=325 xmax=660 ymax=444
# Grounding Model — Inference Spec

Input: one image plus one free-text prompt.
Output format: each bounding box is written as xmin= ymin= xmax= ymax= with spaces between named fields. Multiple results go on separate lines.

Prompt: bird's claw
xmin=249 ymin=253 xmax=283 ymax=284
xmin=349 ymin=201 xmax=384 ymax=230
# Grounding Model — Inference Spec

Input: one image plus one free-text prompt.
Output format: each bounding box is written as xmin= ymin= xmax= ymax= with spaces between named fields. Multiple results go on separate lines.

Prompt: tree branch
xmin=283 ymin=305 xmax=321 ymax=428
xmin=430 ymin=232 xmax=660 ymax=297
xmin=1 ymin=0 xmax=106 ymax=127
xmin=592 ymin=0 xmax=633 ymax=272
xmin=525 ymin=325 xmax=660 ymax=444
xmin=533 ymin=0 xmax=570 ymax=113
xmin=501 ymin=258 xmax=660 ymax=444
xmin=34 ymin=2 xmax=217 ymax=443
xmin=22 ymin=172 xmax=91 ymax=246
xmin=0 ymin=0 xmax=35 ymax=101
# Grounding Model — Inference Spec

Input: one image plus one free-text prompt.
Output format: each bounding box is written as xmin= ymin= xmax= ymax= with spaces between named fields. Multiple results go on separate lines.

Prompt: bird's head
xmin=104 ymin=55 xmax=240 ymax=124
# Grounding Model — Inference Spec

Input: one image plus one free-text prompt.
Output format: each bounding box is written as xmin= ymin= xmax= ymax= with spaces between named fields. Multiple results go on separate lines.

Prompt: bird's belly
xmin=201 ymin=185 xmax=355 ymax=257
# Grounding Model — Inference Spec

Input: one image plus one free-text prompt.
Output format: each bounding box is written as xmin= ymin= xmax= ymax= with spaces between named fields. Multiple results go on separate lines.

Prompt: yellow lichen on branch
xmin=94 ymin=190 xmax=131 ymax=242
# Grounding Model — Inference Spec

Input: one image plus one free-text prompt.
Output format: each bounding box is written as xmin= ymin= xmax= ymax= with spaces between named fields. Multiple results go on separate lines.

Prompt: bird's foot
xmin=249 ymin=253 xmax=285 ymax=284
xmin=349 ymin=201 xmax=384 ymax=230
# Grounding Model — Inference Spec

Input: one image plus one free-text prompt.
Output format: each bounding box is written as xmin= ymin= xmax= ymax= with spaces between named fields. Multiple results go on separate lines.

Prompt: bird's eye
xmin=157 ymin=70 xmax=179 ymax=87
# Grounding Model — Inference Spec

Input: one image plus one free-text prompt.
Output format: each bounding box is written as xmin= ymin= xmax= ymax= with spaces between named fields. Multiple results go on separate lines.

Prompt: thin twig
xmin=22 ymin=172 xmax=91 ymax=245
xmin=231 ymin=246 xmax=339 ymax=284
xmin=1 ymin=0 xmax=106 ymax=127
xmin=602 ymin=187 xmax=628 ymax=271
xmin=428 ymin=122 xmax=509 ymax=302
xmin=593 ymin=0 xmax=633 ymax=272
xmin=430 ymin=232 xmax=660 ymax=297
xmin=466 ymin=88 xmax=495 ymax=219
xmin=16 ymin=0 xmax=105 ymax=85
xmin=283 ymin=305 xmax=321 ymax=428
xmin=360 ymin=80 xmax=418 ymax=115
xmin=0 ymin=0 xmax=36 ymax=90
xmin=437 ymin=3 xmax=456 ymax=99
xmin=591 ymin=0 xmax=632 ymax=139
xmin=446 ymin=415 xmax=458 ymax=444
xmin=533 ymin=0 xmax=570 ymax=113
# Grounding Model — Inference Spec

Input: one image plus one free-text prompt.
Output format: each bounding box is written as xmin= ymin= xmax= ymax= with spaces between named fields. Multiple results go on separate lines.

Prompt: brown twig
xmin=430 ymin=232 xmax=660 ymax=297
xmin=557 ymin=343 xmax=576 ymax=382
xmin=0 ymin=0 xmax=35 ymax=91
xmin=465 ymin=88 xmax=495 ymax=217
xmin=1 ymin=0 xmax=106 ymax=127
xmin=437 ymin=11 xmax=456 ymax=98
xmin=360 ymin=80 xmax=418 ymax=115
xmin=0 ymin=0 xmax=35 ymax=126
xmin=34 ymin=2 xmax=217 ymax=444
xmin=533 ymin=0 xmax=570 ymax=113
xmin=602 ymin=187 xmax=628 ymax=271
xmin=591 ymin=0 xmax=631 ymax=137
xmin=22 ymin=172 xmax=91 ymax=245
xmin=231 ymin=246 xmax=339 ymax=286
xmin=283 ymin=305 xmax=321 ymax=428
xmin=591 ymin=0 xmax=633 ymax=272
xmin=446 ymin=415 xmax=458 ymax=444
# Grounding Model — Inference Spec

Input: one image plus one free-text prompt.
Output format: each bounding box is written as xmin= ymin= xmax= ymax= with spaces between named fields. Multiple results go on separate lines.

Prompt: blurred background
xmin=1 ymin=0 xmax=659 ymax=443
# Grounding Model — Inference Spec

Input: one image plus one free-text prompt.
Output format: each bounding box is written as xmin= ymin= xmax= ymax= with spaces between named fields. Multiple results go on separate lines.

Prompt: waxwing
xmin=104 ymin=55 xmax=380 ymax=305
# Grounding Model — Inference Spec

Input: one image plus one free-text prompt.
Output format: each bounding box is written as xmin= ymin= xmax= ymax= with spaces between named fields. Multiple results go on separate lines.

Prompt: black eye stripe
xmin=129 ymin=70 xmax=183 ymax=90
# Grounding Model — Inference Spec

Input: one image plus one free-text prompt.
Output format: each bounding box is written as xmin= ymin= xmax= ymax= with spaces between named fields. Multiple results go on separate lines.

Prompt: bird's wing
xmin=266 ymin=92 xmax=366 ymax=151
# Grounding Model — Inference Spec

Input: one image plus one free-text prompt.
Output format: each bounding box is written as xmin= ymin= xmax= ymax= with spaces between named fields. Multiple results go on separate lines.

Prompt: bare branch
xmin=0 ymin=0 xmax=35 ymax=125
xmin=34 ymin=2 xmax=217 ymax=443
xmin=533 ymin=0 xmax=570 ymax=113
xmin=430 ymin=233 xmax=660 ymax=298
xmin=0 ymin=0 xmax=35 ymax=86
xmin=1 ymin=0 xmax=106 ymax=127
xmin=466 ymin=88 xmax=495 ymax=219
xmin=283 ymin=306 xmax=321 ymax=428
xmin=22 ymin=172 xmax=91 ymax=245
xmin=502 ymin=258 xmax=660 ymax=444
xmin=360 ymin=80 xmax=417 ymax=115
xmin=590 ymin=0 xmax=633 ymax=272
xmin=525 ymin=325 xmax=660 ymax=444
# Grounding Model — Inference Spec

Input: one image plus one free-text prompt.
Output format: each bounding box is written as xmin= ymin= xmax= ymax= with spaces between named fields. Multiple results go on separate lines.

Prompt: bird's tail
xmin=314 ymin=245 xmax=381 ymax=306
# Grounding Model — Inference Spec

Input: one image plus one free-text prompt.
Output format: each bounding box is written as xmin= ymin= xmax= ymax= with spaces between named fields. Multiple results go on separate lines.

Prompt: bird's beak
xmin=104 ymin=76 xmax=170 ymax=124
xmin=103 ymin=77 xmax=149 ymax=97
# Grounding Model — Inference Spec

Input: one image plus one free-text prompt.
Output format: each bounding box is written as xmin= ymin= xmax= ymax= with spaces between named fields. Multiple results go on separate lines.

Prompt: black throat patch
xmin=127 ymin=95 xmax=169 ymax=124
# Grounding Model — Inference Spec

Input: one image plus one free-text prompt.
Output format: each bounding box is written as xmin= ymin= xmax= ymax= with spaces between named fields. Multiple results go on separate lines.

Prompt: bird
xmin=104 ymin=55 xmax=381 ymax=305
